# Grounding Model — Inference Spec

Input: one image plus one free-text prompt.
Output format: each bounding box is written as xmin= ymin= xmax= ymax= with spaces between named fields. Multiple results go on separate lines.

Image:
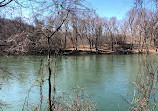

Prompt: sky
xmin=0 ymin=0 xmax=135 ymax=22
xmin=87 ymin=0 xmax=135 ymax=20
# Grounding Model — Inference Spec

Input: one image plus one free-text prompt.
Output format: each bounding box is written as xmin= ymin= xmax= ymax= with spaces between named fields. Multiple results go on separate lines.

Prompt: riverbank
xmin=1 ymin=41 xmax=158 ymax=55
xmin=62 ymin=48 xmax=158 ymax=55
xmin=1 ymin=46 xmax=158 ymax=56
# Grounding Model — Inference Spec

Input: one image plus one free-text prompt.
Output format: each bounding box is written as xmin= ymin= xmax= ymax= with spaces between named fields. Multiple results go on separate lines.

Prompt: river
xmin=0 ymin=55 xmax=148 ymax=111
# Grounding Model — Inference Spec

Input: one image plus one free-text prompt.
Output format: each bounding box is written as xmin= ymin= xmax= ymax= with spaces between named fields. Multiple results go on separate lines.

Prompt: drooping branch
xmin=48 ymin=10 xmax=70 ymax=39
xmin=0 ymin=0 xmax=13 ymax=7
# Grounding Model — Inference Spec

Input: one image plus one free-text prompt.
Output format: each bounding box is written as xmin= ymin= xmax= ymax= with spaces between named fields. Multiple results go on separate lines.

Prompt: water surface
xmin=0 ymin=55 xmax=141 ymax=111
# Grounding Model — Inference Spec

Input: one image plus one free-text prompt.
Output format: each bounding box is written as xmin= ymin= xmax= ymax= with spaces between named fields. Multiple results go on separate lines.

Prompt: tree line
xmin=0 ymin=0 xmax=157 ymax=55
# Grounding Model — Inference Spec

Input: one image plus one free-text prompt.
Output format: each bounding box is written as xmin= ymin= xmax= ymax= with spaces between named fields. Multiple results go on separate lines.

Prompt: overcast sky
xmin=87 ymin=0 xmax=135 ymax=20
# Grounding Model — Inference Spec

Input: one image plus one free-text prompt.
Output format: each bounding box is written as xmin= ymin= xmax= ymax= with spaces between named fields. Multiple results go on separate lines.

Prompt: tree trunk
xmin=111 ymin=33 xmax=114 ymax=51
xmin=47 ymin=36 xmax=52 ymax=111
xmin=64 ymin=29 xmax=67 ymax=49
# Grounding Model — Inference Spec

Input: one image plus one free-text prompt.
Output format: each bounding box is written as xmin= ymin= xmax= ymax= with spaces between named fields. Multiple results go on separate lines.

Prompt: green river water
xmin=0 ymin=55 xmax=152 ymax=111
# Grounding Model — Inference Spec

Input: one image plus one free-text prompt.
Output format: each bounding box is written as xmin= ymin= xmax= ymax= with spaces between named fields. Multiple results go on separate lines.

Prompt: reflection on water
xmin=0 ymin=55 xmax=141 ymax=110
